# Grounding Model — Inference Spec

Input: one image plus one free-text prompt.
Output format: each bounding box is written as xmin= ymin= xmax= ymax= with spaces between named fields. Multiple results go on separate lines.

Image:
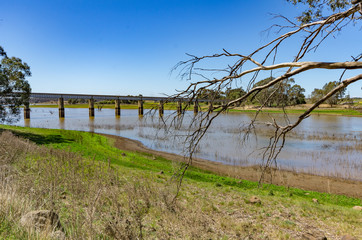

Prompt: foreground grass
xmin=0 ymin=125 xmax=361 ymax=239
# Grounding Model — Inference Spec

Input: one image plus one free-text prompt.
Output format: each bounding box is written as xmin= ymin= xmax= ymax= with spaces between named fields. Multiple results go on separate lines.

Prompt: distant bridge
xmin=24 ymin=92 xmax=214 ymax=119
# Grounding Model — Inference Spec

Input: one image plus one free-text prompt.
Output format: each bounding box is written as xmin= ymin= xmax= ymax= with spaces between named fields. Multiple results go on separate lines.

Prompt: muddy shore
xmin=101 ymin=133 xmax=362 ymax=199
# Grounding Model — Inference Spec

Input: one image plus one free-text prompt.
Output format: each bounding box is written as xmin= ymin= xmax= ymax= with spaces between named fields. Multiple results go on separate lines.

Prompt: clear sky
xmin=1 ymin=0 xmax=361 ymax=97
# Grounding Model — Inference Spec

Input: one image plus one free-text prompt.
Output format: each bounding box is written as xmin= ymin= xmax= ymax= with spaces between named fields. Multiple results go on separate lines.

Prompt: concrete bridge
xmin=24 ymin=92 xmax=211 ymax=119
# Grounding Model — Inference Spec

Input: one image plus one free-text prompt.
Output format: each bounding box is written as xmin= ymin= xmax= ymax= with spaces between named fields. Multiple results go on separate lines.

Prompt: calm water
xmin=12 ymin=107 xmax=362 ymax=180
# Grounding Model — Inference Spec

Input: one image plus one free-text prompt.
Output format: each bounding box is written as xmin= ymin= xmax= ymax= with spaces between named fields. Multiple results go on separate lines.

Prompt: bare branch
xmin=168 ymin=2 xmax=362 ymax=192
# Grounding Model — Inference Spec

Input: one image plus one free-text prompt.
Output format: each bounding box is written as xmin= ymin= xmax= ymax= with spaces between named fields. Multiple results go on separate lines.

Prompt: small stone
xmin=312 ymin=198 xmax=319 ymax=204
xmin=20 ymin=210 xmax=63 ymax=232
xmin=60 ymin=192 xmax=66 ymax=200
xmin=352 ymin=206 xmax=362 ymax=211
xmin=249 ymin=196 xmax=261 ymax=204
xmin=305 ymin=193 xmax=310 ymax=195
xmin=341 ymin=235 xmax=357 ymax=240
xmin=302 ymin=231 xmax=327 ymax=240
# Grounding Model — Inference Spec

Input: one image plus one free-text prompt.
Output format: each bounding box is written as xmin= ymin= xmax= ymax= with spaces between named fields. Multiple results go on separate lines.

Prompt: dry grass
xmin=0 ymin=131 xmax=175 ymax=239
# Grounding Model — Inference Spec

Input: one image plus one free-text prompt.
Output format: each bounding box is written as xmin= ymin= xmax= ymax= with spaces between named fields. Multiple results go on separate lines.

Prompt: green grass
xmin=1 ymin=124 xmax=360 ymax=208
xmin=226 ymin=108 xmax=362 ymax=116
xmin=0 ymin=217 xmax=29 ymax=240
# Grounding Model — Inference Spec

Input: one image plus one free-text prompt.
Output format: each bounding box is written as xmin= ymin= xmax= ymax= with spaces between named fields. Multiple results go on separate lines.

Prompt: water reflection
xmin=24 ymin=119 xmax=30 ymax=128
xmin=88 ymin=117 xmax=94 ymax=133
xmin=59 ymin=118 xmax=65 ymax=130
xmin=12 ymin=107 xmax=362 ymax=180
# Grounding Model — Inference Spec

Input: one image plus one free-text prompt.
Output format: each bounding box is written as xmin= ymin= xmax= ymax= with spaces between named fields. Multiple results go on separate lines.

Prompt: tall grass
xmin=0 ymin=131 xmax=179 ymax=239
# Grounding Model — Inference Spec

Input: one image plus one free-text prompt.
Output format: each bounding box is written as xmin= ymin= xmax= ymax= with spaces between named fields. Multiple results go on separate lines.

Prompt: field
xmin=0 ymin=125 xmax=361 ymax=239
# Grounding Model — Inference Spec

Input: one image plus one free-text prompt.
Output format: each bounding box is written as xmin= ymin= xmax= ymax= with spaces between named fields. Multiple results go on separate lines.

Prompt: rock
xmin=312 ymin=198 xmax=319 ymax=204
xmin=20 ymin=210 xmax=63 ymax=232
xmin=249 ymin=196 xmax=261 ymax=204
xmin=352 ymin=206 xmax=362 ymax=211
xmin=60 ymin=191 xmax=66 ymax=200
xmin=302 ymin=231 xmax=327 ymax=240
xmin=305 ymin=193 xmax=310 ymax=195
xmin=341 ymin=235 xmax=357 ymax=240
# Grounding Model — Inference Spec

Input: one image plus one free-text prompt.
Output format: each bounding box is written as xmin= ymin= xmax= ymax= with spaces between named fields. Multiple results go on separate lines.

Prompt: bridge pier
xmin=193 ymin=101 xmax=199 ymax=115
xmin=138 ymin=100 xmax=143 ymax=116
xmin=24 ymin=102 xmax=30 ymax=119
xmin=208 ymin=102 xmax=213 ymax=112
xmin=158 ymin=100 xmax=164 ymax=118
xmin=177 ymin=100 xmax=182 ymax=116
xmin=89 ymin=98 xmax=95 ymax=117
xmin=115 ymin=99 xmax=121 ymax=116
xmin=159 ymin=101 xmax=164 ymax=117
xmin=58 ymin=98 xmax=65 ymax=118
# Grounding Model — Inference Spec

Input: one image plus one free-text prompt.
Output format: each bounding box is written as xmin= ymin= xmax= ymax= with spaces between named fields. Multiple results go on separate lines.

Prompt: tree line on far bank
xmin=197 ymin=77 xmax=349 ymax=107
xmin=67 ymin=98 xmax=135 ymax=105
xmin=310 ymin=81 xmax=347 ymax=107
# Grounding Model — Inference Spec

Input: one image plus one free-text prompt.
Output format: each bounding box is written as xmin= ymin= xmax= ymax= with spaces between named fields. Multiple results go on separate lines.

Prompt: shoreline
xmin=100 ymin=132 xmax=362 ymax=199
xmin=29 ymin=104 xmax=362 ymax=117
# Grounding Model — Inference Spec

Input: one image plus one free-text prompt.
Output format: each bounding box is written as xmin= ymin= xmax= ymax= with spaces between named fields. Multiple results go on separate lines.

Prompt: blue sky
xmin=1 ymin=0 xmax=361 ymax=97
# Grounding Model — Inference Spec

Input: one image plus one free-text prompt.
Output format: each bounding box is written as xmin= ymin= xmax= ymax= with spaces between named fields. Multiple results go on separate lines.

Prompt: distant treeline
xmin=68 ymin=99 xmax=138 ymax=105
xmin=197 ymin=77 xmax=355 ymax=107
xmin=197 ymin=77 xmax=306 ymax=107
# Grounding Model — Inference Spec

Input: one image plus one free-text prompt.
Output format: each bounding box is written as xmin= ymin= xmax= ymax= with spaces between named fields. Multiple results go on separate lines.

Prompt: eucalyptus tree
xmin=0 ymin=46 xmax=31 ymax=123
xmin=311 ymin=81 xmax=346 ymax=106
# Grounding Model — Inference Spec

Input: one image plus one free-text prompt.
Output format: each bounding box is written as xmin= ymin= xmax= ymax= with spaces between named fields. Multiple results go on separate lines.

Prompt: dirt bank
xmin=101 ymin=133 xmax=362 ymax=199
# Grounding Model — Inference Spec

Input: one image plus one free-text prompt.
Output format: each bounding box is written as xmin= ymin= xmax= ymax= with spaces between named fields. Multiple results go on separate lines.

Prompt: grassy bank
xmin=227 ymin=108 xmax=362 ymax=116
xmin=0 ymin=125 xmax=361 ymax=239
